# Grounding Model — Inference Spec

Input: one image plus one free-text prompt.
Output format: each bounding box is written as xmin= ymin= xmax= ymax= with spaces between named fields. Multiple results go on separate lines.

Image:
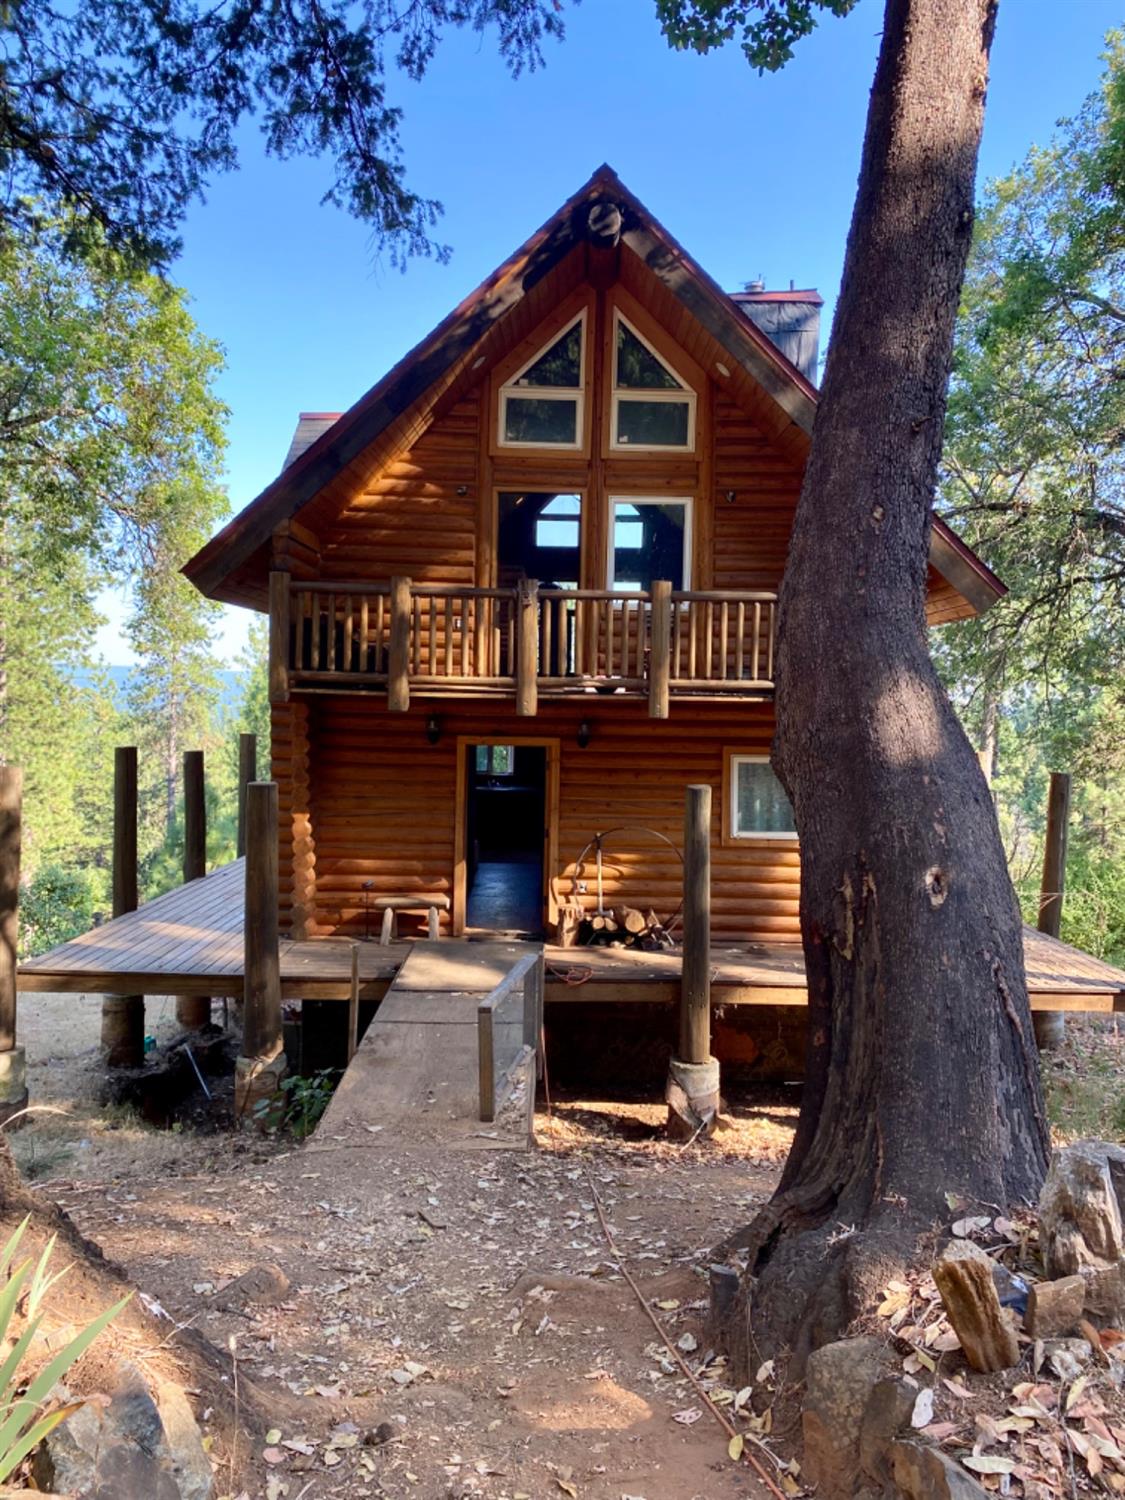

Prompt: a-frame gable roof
xmin=183 ymin=165 xmax=1002 ymax=618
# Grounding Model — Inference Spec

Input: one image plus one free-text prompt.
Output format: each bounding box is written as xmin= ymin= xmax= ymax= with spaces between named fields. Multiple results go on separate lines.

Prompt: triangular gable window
xmin=611 ymin=313 xmax=696 ymax=451
xmin=499 ymin=313 xmax=585 ymax=449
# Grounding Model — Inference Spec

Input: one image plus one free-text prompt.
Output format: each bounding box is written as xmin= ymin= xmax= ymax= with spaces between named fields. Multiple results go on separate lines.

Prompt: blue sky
xmin=95 ymin=0 xmax=1124 ymax=664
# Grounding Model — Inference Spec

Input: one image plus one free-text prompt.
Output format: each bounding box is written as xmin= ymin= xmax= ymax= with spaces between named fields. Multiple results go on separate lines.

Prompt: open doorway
xmin=462 ymin=742 xmax=548 ymax=936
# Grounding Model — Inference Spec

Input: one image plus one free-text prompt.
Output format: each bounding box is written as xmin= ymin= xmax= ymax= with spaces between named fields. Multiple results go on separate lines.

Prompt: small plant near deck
xmin=254 ymin=1069 xmax=339 ymax=1139
xmin=0 ymin=1215 xmax=130 ymax=1485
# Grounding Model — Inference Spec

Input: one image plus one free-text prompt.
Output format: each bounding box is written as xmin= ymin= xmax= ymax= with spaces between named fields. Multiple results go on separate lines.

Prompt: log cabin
xmin=183 ymin=165 xmax=1005 ymax=951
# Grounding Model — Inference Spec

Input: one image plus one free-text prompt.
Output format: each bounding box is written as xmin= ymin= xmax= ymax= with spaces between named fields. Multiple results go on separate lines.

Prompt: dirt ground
xmin=12 ymin=993 xmax=801 ymax=1500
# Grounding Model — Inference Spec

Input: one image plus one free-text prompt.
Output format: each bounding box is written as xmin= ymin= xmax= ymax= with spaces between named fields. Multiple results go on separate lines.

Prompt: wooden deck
xmin=17 ymin=858 xmax=1125 ymax=1012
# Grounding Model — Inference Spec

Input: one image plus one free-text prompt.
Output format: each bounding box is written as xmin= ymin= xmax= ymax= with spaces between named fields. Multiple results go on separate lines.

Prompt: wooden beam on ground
xmin=177 ymin=750 xmax=211 ymax=1031
xmin=237 ymin=733 xmax=257 ymax=859
xmin=1035 ymin=770 xmax=1071 ymax=1050
xmin=102 ymin=747 xmax=144 ymax=1068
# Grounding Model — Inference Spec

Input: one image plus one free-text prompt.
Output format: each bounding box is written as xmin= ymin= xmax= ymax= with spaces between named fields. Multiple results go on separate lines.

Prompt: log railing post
xmin=666 ymin=783 xmax=719 ymax=1138
xmin=237 ymin=732 xmax=257 ymax=859
xmin=102 ymin=748 xmax=145 ymax=1069
xmin=516 ymin=578 xmax=539 ymax=716
xmin=177 ymin=750 xmax=211 ymax=1031
xmin=0 ymin=766 xmax=27 ymax=1123
xmin=1034 ymin=770 xmax=1071 ymax=1050
xmin=649 ymin=580 xmax=672 ymax=720
xmin=236 ymin=781 xmax=285 ymax=1122
xmin=268 ymin=570 xmax=290 ymax=704
xmin=388 ymin=576 xmax=411 ymax=713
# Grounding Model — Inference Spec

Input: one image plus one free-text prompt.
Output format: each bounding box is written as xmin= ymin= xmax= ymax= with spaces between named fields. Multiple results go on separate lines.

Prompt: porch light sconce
xmin=456 ymin=484 xmax=468 ymax=496
xmin=426 ymin=714 xmax=442 ymax=746
xmin=577 ymin=720 xmax=592 ymax=750
xmin=724 ymin=490 xmax=737 ymax=505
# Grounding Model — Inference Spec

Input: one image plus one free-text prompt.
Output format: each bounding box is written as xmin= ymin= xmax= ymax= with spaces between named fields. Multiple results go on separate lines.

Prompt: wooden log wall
xmin=286 ymin=696 xmax=799 ymax=943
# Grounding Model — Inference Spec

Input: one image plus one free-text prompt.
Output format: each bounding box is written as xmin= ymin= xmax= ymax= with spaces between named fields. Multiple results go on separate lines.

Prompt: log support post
xmin=649 ymin=579 xmax=672 ymax=720
xmin=0 ymin=767 xmax=27 ymax=1125
xmin=268 ymin=569 xmax=290 ymax=704
xmin=666 ymin=783 xmax=719 ymax=1138
xmin=1035 ymin=770 xmax=1071 ymax=1050
xmin=388 ymin=576 xmax=411 ymax=713
xmin=177 ymin=750 xmax=211 ymax=1031
xmin=237 ymin=732 xmax=257 ymax=859
xmin=516 ymin=578 xmax=539 ymax=717
xmin=102 ymin=748 xmax=145 ymax=1069
xmin=236 ymin=781 xmax=286 ymax=1124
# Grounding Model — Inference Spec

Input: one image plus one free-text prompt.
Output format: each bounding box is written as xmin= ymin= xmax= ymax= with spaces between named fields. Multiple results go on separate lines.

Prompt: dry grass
xmin=1041 ymin=1014 xmax=1125 ymax=1145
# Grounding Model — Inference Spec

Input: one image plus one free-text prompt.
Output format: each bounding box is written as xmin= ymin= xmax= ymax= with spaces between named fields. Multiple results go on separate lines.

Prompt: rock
xmin=802 ymin=1337 xmax=894 ymax=1500
xmin=32 ymin=1360 xmax=211 ymax=1499
xmin=1040 ymin=1336 xmax=1091 ymax=1381
xmin=365 ymin=1421 xmax=398 ymax=1446
xmin=1040 ymin=1139 xmax=1125 ymax=1275
xmin=1025 ymin=1274 xmax=1086 ymax=1338
xmin=933 ymin=1240 xmax=1019 ymax=1372
xmin=859 ymin=1376 xmax=918 ymax=1485
xmin=890 ymin=1439 xmax=990 ymax=1499
xmin=1079 ymin=1262 xmax=1125 ymax=1325
xmin=212 ymin=1262 xmax=290 ymax=1311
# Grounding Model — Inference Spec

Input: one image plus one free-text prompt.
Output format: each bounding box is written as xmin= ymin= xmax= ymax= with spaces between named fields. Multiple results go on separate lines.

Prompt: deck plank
xmin=17 ymin=860 xmax=1125 ymax=1011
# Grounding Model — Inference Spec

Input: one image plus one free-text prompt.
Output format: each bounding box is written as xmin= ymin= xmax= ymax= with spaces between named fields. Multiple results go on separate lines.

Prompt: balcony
xmin=270 ymin=576 xmax=777 ymax=717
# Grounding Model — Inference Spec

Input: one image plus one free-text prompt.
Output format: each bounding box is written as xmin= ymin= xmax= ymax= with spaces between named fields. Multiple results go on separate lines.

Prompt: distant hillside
xmin=69 ymin=665 xmax=247 ymax=713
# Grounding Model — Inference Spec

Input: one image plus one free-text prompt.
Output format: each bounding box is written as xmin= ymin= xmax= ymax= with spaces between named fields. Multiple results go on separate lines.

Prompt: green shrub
xmin=19 ymin=865 xmax=97 ymax=958
xmin=0 ymin=1215 xmax=129 ymax=1484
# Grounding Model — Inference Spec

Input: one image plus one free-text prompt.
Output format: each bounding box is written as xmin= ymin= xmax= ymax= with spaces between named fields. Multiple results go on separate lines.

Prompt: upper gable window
xmin=498 ymin=313 xmax=585 ymax=450
xmin=611 ymin=314 xmax=696 ymax=452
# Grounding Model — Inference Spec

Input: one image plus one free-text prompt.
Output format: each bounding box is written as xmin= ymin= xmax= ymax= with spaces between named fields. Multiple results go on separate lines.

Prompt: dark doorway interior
xmin=465 ymin=744 xmax=546 ymax=936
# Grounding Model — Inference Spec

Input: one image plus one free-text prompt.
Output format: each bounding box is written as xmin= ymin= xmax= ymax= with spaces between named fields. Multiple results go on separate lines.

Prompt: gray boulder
xmin=802 ymin=1337 xmax=895 ymax=1500
xmin=891 ymin=1440 xmax=990 ymax=1499
xmin=31 ymin=1359 xmax=211 ymax=1500
xmin=1039 ymin=1139 xmax=1125 ymax=1275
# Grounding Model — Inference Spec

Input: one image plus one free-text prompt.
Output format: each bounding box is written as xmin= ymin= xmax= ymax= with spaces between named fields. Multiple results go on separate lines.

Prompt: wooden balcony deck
xmin=274 ymin=578 xmax=779 ymax=714
xmin=18 ymin=858 xmax=1125 ymax=1013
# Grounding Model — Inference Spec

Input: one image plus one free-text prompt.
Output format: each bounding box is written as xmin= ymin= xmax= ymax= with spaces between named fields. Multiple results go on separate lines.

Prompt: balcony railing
xmin=269 ymin=575 xmax=777 ymax=717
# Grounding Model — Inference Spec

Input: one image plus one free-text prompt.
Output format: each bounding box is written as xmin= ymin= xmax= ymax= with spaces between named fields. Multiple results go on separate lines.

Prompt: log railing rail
xmin=280 ymin=577 xmax=778 ymax=714
xmin=477 ymin=948 xmax=543 ymax=1123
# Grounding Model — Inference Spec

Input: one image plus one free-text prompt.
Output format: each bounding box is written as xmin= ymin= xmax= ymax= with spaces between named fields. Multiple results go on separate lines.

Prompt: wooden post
xmin=177 ymin=750 xmax=211 ymax=1031
xmin=236 ymin=732 xmax=257 ymax=859
xmin=347 ymin=944 xmax=360 ymax=1064
xmin=516 ymin=578 xmax=539 ymax=717
xmin=666 ymin=783 xmax=719 ymax=1138
xmin=102 ymin=749 xmax=145 ymax=1069
xmin=1035 ymin=771 xmax=1071 ymax=1050
xmin=268 ymin=569 xmax=290 ymax=704
xmin=649 ymin=579 xmax=672 ymax=720
xmin=388 ymin=575 xmax=411 ymax=713
xmin=0 ymin=767 xmax=25 ymax=1123
xmin=681 ymin=784 xmax=712 ymax=1065
xmin=241 ymin=780 xmax=283 ymax=1059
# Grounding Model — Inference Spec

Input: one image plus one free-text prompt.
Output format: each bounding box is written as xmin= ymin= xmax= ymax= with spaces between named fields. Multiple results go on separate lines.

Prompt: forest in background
xmin=3 ymin=35 xmax=1124 ymax=968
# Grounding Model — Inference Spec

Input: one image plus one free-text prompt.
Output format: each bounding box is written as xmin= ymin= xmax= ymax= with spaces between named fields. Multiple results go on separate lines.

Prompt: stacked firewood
xmin=555 ymin=902 xmax=676 ymax=952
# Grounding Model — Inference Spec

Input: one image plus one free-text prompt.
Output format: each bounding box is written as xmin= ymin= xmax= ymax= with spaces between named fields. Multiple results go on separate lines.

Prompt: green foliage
xmin=0 ymin=1216 xmax=130 ymax=1486
xmin=19 ymin=865 xmax=103 ymax=959
xmin=0 ymin=218 xmax=230 ymax=884
xmin=0 ymin=1 xmax=567 ymax=267
xmin=255 ymin=1070 xmax=340 ymax=1139
xmin=655 ymin=0 xmax=859 ymax=71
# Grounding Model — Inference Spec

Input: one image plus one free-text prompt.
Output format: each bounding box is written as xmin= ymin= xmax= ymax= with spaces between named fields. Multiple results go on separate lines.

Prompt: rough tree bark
xmin=724 ymin=0 xmax=1050 ymax=1374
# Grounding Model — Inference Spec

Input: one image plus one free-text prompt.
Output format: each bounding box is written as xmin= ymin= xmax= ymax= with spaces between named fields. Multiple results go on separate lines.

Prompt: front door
xmin=455 ymin=738 xmax=558 ymax=936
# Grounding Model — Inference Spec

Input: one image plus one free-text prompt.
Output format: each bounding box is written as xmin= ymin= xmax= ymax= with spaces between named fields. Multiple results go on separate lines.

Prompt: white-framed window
xmin=498 ymin=312 xmax=586 ymax=450
xmin=608 ymin=497 xmax=692 ymax=592
xmin=728 ymin=754 xmax=798 ymax=841
xmin=610 ymin=312 xmax=696 ymax=452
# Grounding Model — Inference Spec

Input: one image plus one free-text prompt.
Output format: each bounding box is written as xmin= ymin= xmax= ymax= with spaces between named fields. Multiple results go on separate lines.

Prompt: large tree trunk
xmin=726 ymin=0 xmax=1050 ymax=1373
